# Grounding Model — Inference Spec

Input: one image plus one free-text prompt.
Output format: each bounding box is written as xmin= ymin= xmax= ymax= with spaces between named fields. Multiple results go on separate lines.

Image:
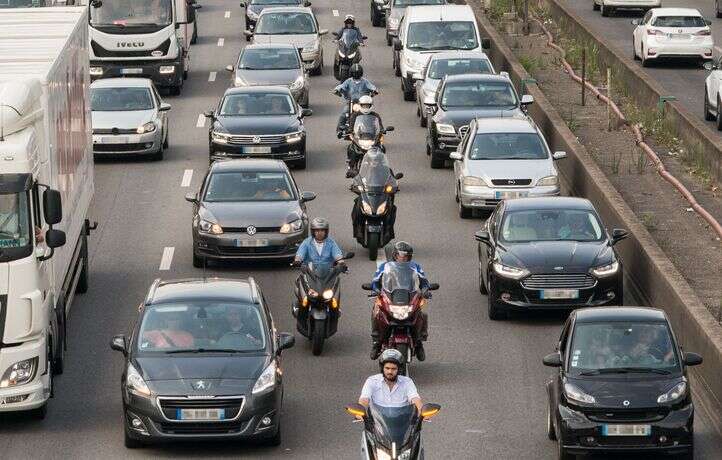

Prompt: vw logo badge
xmin=192 ymin=380 xmax=208 ymax=391
xmin=253 ymin=136 xmax=261 ymax=144
xmin=246 ymin=225 xmax=257 ymax=236
xmin=554 ymin=266 xmax=564 ymax=271
xmin=623 ymin=400 xmax=630 ymax=406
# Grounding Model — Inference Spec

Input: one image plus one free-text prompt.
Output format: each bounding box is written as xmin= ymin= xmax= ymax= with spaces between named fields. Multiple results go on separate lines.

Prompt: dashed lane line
xmin=196 ymin=114 xmax=206 ymax=128
xmin=224 ymin=11 xmax=231 ymax=18
xmin=208 ymin=71 xmax=217 ymax=82
xmin=181 ymin=169 xmax=193 ymax=188
xmin=159 ymin=247 xmax=175 ymax=271
xmin=218 ymin=37 xmax=225 ymax=47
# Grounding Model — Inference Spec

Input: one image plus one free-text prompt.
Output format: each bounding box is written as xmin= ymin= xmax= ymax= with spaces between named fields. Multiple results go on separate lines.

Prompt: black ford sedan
xmin=206 ymin=86 xmax=312 ymax=169
xmin=543 ymin=307 xmax=702 ymax=459
xmin=110 ymin=277 xmax=295 ymax=448
xmin=475 ymin=197 xmax=628 ymax=320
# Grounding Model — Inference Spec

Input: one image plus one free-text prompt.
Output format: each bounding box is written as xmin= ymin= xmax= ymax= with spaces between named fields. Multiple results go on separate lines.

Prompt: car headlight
xmin=252 ymin=361 xmax=277 ymax=394
xmin=361 ymin=200 xmax=374 ymax=215
xmin=389 ymin=304 xmax=412 ymax=320
xmin=285 ymin=131 xmax=304 ymax=144
xmin=89 ymin=66 xmax=103 ymax=76
xmin=322 ymin=289 xmax=334 ymax=300
xmin=0 ymin=357 xmax=38 ymax=388
xmin=537 ymin=175 xmax=558 ymax=187
xmin=591 ymin=260 xmax=619 ymax=277
xmin=387 ymin=17 xmax=400 ymax=29
xmin=290 ymin=76 xmax=305 ymax=90
xmin=136 ymin=122 xmax=156 ymax=134
xmin=462 ymin=176 xmax=489 ymax=187
xmin=199 ymin=219 xmax=223 ymax=235
xmin=404 ymin=55 xmax=422 ymax=70
xmin=657 ymin=380 xmax=687 ymax=404
xmin=211 ymin=131 xmax=231 ymax=144
xmin=564 ymin=382 xmax=596 ymax=404
xmin=126 ymin=362 xmax=151 ymax=398
xmin=492 ymin=261 xmax=529 ymax=280
xmin=280 ymin=219 xmax=303 ymax=234
xmin=302 ymin=41 xmax=319 ymax=53
xmin=308 ymin=289 xmax=319 ymax=297
xmin=376 ymin=201 xmax=387 ymax=215
xmin=375 ymin=449 xmax=392 ymax=460
xmin=358 ymin=139 xmax=374 ymax=150
xmin=436 ymin=123 xmax=455 ymax=135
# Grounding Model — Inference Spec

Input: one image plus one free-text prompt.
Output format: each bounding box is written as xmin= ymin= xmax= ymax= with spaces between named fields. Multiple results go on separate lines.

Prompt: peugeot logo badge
xmin=192 ymin=380 xmax=208 ymax=391
xmin=246 ymin=225 xmax=257 ymax=236
xmin=554 ymin=266 xmax=564 ymax=271
xmin=253 ymin=136 xmax=261 ymax=144
xmin=623 ymin=400 xmax=630 ymax=406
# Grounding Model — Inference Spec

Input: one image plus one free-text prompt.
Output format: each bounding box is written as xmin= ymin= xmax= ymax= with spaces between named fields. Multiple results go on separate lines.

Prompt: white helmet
xmin=359 ymin=95 xmax=373 ymax=114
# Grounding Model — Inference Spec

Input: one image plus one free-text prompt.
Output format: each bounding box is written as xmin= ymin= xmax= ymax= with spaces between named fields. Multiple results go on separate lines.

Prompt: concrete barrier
xmin=469 ymin=0 xmax=722 ymax=435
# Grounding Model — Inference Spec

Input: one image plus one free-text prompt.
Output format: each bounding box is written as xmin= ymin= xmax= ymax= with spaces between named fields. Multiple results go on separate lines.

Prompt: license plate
xmin=178 ymin=408 xmax=225 ymax=421
xmin=602 ymin=424 xmax=651 ymax=436
xmin=668 ymin=33 xmax=690 ymax=40
xmin=236 ymin=238 xmax=268 ymax=247
xmin=121 ymin=68 xmax=143 ymax=75
xmin=540 ymin=289 xmax=579 ymax=299
xmin=244 ymin=146 xmax=271 ymax=154
xmin=367 ymin=225 xmax=382 ymax=232
xmin=100 ymin=136 xmax=128 ymax=144
xmin=495 ymin=191 xmax=528 ymax=199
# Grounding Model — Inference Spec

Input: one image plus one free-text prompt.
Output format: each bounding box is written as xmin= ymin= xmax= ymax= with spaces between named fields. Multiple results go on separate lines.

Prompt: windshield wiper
xmin=580 ymin=367 xmax=671 ymax=376
xmin=164 ymin=348 xmax=245 ymax=354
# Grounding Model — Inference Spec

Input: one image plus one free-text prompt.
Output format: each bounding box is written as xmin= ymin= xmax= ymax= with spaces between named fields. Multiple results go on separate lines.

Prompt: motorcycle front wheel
xmin=312 ymin=318 xmax=325 ymax=355
xmin=367 ymin=232 xmax=380 ymax=261
xmin=395 ymin=343 xmax=409 ymax=376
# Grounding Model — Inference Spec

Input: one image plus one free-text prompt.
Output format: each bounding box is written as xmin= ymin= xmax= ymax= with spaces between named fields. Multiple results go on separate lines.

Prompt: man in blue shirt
xmin=294 ymin=217 xmax=344 ymax=267
xmin=334 ymin=64 xmax=377 ymax=136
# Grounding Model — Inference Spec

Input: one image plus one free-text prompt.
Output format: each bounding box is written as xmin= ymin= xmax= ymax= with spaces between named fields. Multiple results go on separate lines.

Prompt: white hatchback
xmin=632 ymin=8 xmax=713 ymax=67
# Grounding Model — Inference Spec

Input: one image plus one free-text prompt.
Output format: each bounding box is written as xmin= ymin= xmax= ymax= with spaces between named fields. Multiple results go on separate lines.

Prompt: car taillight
xmin=695 ymin=29 xmax=711 ymax=36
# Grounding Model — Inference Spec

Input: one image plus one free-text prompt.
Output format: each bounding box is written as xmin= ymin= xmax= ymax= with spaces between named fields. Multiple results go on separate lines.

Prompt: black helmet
xmin=379 ymin=348 xmax=404 ymax=370
xmin=350 ymin=64 xmax=363 ymax=79
xmin=392 ymin=241 xmax=413 ymax=261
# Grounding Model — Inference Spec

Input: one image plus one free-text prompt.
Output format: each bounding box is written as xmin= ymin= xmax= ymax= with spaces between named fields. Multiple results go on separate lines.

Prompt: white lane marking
xmin=208 ymin=71 xmax=217 ymax=82
xmin=181 ymin=169 xmax=193 ymax=187
xmin=196 ymin=114 xmax=206 ymax=128
xmin=332 ymin=9 xmax=339 ymax=17
xmin=217 ymin=37 xmax=225 ymax=47
xmin=159 ymin=247 xmax=175 ymax=271
xmin=224 ymin=11 xmax=231 ymax=18
xmin=375 ymin=245 xmax=386 ymax=269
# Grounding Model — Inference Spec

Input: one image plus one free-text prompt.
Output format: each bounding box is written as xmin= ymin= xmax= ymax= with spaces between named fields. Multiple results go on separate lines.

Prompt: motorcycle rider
xmin=335 ymin=14 xmax=365 ymax=43
xmin=294 ymin=217 xmax=345 ymax=267
xmin=334 ymin=63 xmax=378 ymax=137
xmin=359 ymin=349 xmax=423 ymax=412
xmin=369 ymin=242 xmax=430 ymax=361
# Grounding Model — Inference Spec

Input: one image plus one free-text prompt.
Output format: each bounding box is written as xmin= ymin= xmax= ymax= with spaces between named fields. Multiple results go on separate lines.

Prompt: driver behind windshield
xmin=214 ymin=306 xmax=263 ymax=349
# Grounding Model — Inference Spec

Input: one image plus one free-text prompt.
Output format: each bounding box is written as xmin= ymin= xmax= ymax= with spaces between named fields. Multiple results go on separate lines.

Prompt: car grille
xmin=221 ymin=226 xmax=281 ymax=233
xmin=227 ymin=134 xmax=286 ymax=145
xmin=91 ymin=39 xmax=171 ymax=58
xmin=158 ymin=420 xmax=247 ymax=435
xmin=93 ymin=128 xmax=139 ymax=135
xmin=217 ymin=245 xmax=288 ymax=256
xmin=458 ymin=125 xmax=469 ymax=137
xmin=157 ymin=396 xmax=244 ymax=422
xmin=521 ymin=273 xmax=596 ymax=289
xmin=491 ymin=179 xmax=532 ymax=186
xmin=93 ymin=143 xmax=151 ymax=152
xmin=586 ymin=410 xmax=667 ymax=423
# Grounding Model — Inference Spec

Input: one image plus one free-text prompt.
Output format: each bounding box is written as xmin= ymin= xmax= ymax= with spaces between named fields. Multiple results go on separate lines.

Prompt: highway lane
xmin=0 ymin=0 xmax=720 ymax=458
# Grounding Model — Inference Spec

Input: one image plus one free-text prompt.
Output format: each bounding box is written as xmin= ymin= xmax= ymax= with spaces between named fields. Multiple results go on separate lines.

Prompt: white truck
xmin=87 ymin=0 xmax=199 ymax=95
xmin=0 ymin=6 xmax=94 ymax=418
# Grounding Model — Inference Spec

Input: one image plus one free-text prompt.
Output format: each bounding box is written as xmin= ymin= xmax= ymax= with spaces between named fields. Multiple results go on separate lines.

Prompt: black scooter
xmin=333 ymin=29 xmax=366 ymax=81
xmin=351 ymin=168 xmax=402 ymax=261
xmin=291 ymin=253 xmax=354 ymax=355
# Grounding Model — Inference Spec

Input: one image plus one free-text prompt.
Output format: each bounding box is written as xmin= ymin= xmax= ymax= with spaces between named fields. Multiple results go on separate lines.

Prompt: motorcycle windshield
xmin=305 ymin=261 xmax=335 ymax=285
xmin=353 ymin=114 xmax=381 ymax=141
xmin=369 ymin=404 xmax=418 ymax=449
xmin=381 ymin=262 xmax=420 ymax=296
xmin=339 ymin=29 xmax=362 ymax=53
xmin=357 ymin=149 xmax=392 ymax=190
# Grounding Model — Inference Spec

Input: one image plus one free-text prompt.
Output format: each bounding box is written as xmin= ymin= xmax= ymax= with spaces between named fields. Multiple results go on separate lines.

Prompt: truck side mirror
xmin=43 ymin=189 xmax=62 ymax=225
xmin=45 ymin=229 xmax=66 ymax=249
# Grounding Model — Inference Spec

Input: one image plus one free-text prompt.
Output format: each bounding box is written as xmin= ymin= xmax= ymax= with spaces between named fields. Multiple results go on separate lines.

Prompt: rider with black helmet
xmin=335 ymin=14 xmax=365 ymax=41
xmin=359 ymin=349 xmax=423 ymax=411
xmin=334 ymin=63 xmax=378 ymax=136
xmin=294 ymin=217 xmax=345 ymax=266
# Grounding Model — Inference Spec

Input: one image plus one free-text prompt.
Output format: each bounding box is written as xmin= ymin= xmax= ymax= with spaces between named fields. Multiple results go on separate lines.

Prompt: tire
xmin=292 ymin=153 xmax=307 ymax=170
xmin=420 ymin=113 xmax=427 ymax=128
xmin=395 ymin=343 xmax=409 ymax=376
xmin=593 ymin=0 xmax=599 ymax=11
xmin=150 ymin=146 xmax=164 ymax=161
xmin=53 ymin=298 xmax=65 ymax=375
xmin=311 ymin=318 xmax=325 ymax=355
xmin=718 ymin=2 xmax=722 ymax=19
xmin=402 ymin=79 xmax=414 ymax=101
xmin=192 ymin=251 xmax=205 ymax=268
xmin=632 ymin=37 xmax=639 ymax=61
xmin=163 ymin=129 xmax=169 ymax=149
xmin=191 ymin=26 xmax=198 ymax=45
xmin=394 ymin=54 xmax=401 ymax=77
xmin=641 ymin=47 xmax=649 ymax=67
xmin=557 ymin=440 xmax=574 ymax=460
xmin=478 ymin=261 xmax=488 ymax=294
xmin=600 ymin=2 xmax=610 ymax=17
xmin=76 ymin=231 xmax=89 ymax=294
xmin=371 ymin=6 xmax=383 ymax=27
xmin=169 ymin=85 xmax=181 ymax=96
xmin=386 ymin=33 xmax=392 ymax=46
xmin=32 ymin=402 xmax=48 ymax=420
xmin=333 ymin=64 xmax=341 ymax=81
xmin=547 ymin=404 xmax=557 ymax=440
xmin=717 ymin=96 xmax=722 ymax=131
xmin=429 ymin=148 xmax=444 ymax=169
xmin=265 ymin=421 xmax=282 ymax=446
xmin=705 ymin=90 xmax=715 ymax=121
xmin=458 ymin=198 xmax=472 ymax=219
xmin=183 ymin=70 xmax=188 ymax=81
xmin=124 ymin=424 xmax=142 ymax=449
xmin=487 ymin=281 xmax=507 ymax=320
xmin=367 ymin=232 xmax=380 ymax=261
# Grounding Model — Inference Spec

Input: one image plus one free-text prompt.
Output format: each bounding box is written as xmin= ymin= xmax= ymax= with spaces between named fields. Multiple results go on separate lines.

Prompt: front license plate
xmin=121 ymin=68 xmax=143 ymax=75
xmin=495 ymin=191 xmax=528 ymax=199
xmin=178 ymin=408 xmax=225 ymax=421
xmin=602 ymin=424 xmax=651 ymax=436
xmin=100 ymin=136 xmax=128 ymax=144
xmin=540 ymin=289 xmax=579 ymax=299
xmin=244 ymin=146 xmax=271 ymax=154
xmin=236 ymin=238 xmax=269 ymax=247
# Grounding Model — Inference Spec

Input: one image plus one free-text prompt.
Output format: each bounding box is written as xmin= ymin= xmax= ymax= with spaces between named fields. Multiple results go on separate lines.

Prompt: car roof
xmin=473 ymin=116 xmax=537 ymax=134
xmin=650 ymin=8 xmax=702 ymax=17
xmin=90 ymin=77 xmax=153 ymax=89
xmin=574 ymin=307 xmax=668 ymax=323
xmin=223 ymin=85 xmax=293 ymax=96
xmin=148 ymin=278 xmax=259 ymax=305
xmin=444 ymin=73 xmax=509 ymax=84
xmin=503 ymin=197 xmax=595 ymax=211
xmin=428 ymin=50 xmax=490 ymax=61
xmin=209 ymin=158 xmax=289 ymax=173
xmin=258 ymin=6 xmax=312 ymax=14
xmin=243 ymin=43 xmax=297 ymax=50
xmin=404 ymin=4 xmax=474 ymax=22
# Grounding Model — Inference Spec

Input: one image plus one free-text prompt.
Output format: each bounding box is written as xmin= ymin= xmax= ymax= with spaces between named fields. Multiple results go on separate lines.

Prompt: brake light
xmin=695 ymin=29 xmax=711 ymax=36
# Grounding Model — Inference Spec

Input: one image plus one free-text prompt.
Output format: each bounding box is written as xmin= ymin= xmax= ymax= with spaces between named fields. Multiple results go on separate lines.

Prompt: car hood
xmin=235 ymin=68 xmax=301 ymax=86
xmin=135 ymin=355 xmax=268 ymax=382
xmin=200 ymin=200 xmax=302 ymax=228
xmin=420 ymin=78 xmax=440 ymax=98
xmin=436 ymin=107 xmax=523 ymax=128
xmin=499 ymin=240 xmax=613 ymax=272
xmin=92 ymin=110 xmax=155 ymax=130
xmin=214 ymin=115 xmax=301 ymax=135
xmin=465 ymin=159 xmax=555 ymax=182
xmin=252 ymin=33 xmax=317 ymax=48
xmin=568 ymin=376 xmax=683 ymax=409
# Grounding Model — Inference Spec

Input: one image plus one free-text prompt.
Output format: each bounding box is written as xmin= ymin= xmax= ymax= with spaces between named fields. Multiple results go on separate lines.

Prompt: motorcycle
xmin=350 ymin=148 xmax=403 ymax=260
xmin=345 ymin=114 xmax=394 ymax=175
xmin=292 ymin=253 xmax=354 ymax=355
xmin=344 ymin=402 xmax=442 ymax=460
xmin=333 ymin=28 xmax=366 ymax=81
xmin=362 ymin=262 xmax=439 ymax=375
xmin=333 ymin=87 xmax=379 ymax=136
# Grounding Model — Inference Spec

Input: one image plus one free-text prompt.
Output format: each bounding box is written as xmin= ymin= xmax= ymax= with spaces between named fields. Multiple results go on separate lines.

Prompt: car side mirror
xmin=225 ymin=65 xmax=234 ymax=72
xmin=704 ymin=61 xmax=717 ymax=71
xmin=384 ymin=126 xmax=395 ymax=132
xmin=552 ymin=151 xmax=567 ymax=160
xmin=542 ymin=352 xmax=562 ymax=367
xmin=394 ymin=172 xmax=404 ymax=180
xmin=244 ymin=30 xmax=254 ymax=37
xmin=278 ymin=332 xmax=295 ymax=352
xmin=481 ymin=38 xmax=491 ymax=50
xmin=45 ymin=229 xmax=66 ymax=249
xmin=610 ymin=228 xmax=628 ymax=245
xmin=520 ymin=94 xmax=534 ymax=106
xmin=393 ymin=38 xmax=402 ymax=51
xmin=319 ymin=29 xmax=328 ymax=36
xmin=428 ymin=283 xmax=439 ymax=291
xmin=300 ymin=191 xmax=316 ymax=202
xmin=361 ymin=283 xmax=373 ymax=291
xmin=184 ymin=192 xmax=198 ymax=204
xmin=449 ymin=151 xmax=463 ymax=161
xmin=474 ymin=230 xmax=490 ymax=244
xmin=43 ymin=188 xmax=63 ymax=225
xmin=683 ymin=352 xmax=703 ymax=366
xmin=300 ymin=108 xmax=313 ymax=118
xmin=204 ymin=110 xmax=215 ymax=119
xmin=159 ymin=102 xmax=171 ymax=112
xmin=631 ymin=19 xmax=639 ymax=26
xmin=110 ymin=334 xmax=127 ymax=355
xmin=192 ymin=3 xmax=201 ymax=9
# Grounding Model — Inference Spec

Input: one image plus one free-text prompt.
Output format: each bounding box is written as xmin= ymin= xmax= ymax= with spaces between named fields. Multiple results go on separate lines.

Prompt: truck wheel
xmin=53 ymin=298 xmax=66 ymax=375
xmin=402 ymin=79 xmax=415 ymax=101
xmin=76 ymin=232 xmax=89 ymax=294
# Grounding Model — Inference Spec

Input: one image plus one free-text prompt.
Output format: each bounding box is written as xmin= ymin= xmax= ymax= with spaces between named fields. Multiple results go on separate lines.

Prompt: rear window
xmin=204 ymin=171 xmax=295 ymax=202
xmin=652 ymin=16 xmax=706 ymax=28
xmin=91 ymin=87 xmax=154 ymax=111
xmin=239 ymin=47 xmax=300 ymax=70
xmin=441 ymin=81 xmax=517 ymax=108
xmin=406 ymin=21 xmax=477 ymax=51
xmin=428 ymin=58 xmax=492 ymax=79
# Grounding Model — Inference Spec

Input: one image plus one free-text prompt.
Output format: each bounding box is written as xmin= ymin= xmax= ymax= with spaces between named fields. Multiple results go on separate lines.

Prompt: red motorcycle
xmin=362 ymin=262 xmax=439 ymax=375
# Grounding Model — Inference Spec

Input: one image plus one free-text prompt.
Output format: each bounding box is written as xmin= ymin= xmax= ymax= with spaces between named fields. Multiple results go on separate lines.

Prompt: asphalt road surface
xmin=0 ymin=0 xmax=720 ymax=458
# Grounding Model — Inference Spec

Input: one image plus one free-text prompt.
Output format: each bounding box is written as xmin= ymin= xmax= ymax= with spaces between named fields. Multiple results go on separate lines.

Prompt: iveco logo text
xmin=117 ymin=42 xmax=145 ymax=48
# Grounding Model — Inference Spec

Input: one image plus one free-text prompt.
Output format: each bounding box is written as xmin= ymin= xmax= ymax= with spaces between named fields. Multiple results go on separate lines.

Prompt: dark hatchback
xmin=543 ymin=307 xmax=702 ymax=459
xmin=241 ymin=0 xmax=312 ymax=36
xmin=475 ymin=197 xmax=628 ymax=320
xmin=206 ymin=86 xmax=312 ymax=169
xmin=426 ymin=73 xmax=533 ymax=168
xmin=185 ymin=159 xmax=315 ymax=266
xmin=110 ymin=277 xmax=296 ymax=448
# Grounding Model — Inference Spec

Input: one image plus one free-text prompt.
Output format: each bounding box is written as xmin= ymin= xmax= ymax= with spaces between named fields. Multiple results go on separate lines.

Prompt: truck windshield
xmin=0 ymin=0 xmax=46 ymax=8
xmin=90 ymin=0 xmax=173 ymax=28
xmin=0 ymin=192 xmax=32 ymax=252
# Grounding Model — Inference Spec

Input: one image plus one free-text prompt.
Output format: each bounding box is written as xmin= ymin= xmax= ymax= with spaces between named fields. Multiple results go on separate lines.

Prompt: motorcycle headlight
xmin=657 ymin=380 xmax=687 ymax=404
xmin=211 ymin=131 xmax=231 ymax=144
xmin=285 ymin=131 xmax=304 ymax=144
xmin=389 ymin=304 xmax=412 ymax=320
xmin=435 ymin=123 xmax=456 ymax=135
xmin=398 ymin=449 xmax=412 ymax=460
xmin=126 ymin=362 xmax=151 ymax=398
xmin=136 ymin=121 xmax=156 ymax=134
xmin=280 ymin=219 xmax=303 ymax=234
xmin=0 ymin=357 xmax=38 ymax=388
xmin=199 ymin=219 xmax=223 ymax=235
xmin=358 ymin=139 xmax=374 ymax=150
xmin=376 ymin=201 xmax=387 ymax=215
xmin=462 ymin=176 xmax=489 ymax=187
xmin=346 ymin=51 xmax=357 ymax=59
xmin=492 ymin=261 xmax=529 ymax=280
xmin=252 ymin=361 xmax=277 ymax=394
xmin=308 ymin=288 xmax=319 ymax=297
xmin=361 ymin=200 xmax=374 ymax=215
xmin=337 ymin=49 xmax=346 ymax=58
xmin=591 ymin=261 xmax=619 ymax=277
xmin=290 ymin=75 xmax=305 ymax=90
xmin=564 ymin=382 xmax=596 ymax=404
xmin=322 ymin=289 xmax=334 ymax=300
xmin=537 ymin=175 xmax=559 ymax=187
xmin=352 ymin=103 xmax=361 ymax=112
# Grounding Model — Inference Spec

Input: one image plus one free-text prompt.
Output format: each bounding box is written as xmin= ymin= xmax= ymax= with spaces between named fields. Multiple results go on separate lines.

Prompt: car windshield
xmin=568 ymin=322 xmax=680 ymax=376
xmin=91 ymin=87 xmax=155 ymax=112
xmin=442 ymin=81 xmax=518 ymax=109
xmin=500 ymin=209 xmax=604 ymax=242
xmin=0 ymin=192 xmax=31 ymax=249
xmin=137 ymin=302 xmax=266 ymax=353
xmin=652 ymin=16 xmax=706 ymax=28
xmin=252 ymin=0 xmax=301 ymax=4
xmin=407 ymin=21 xmax=478 ymax=51
xmin=393 ymin=0 xmax=444 ymax=6
xmin=239 ymin=48 xmax=301 ymax=70
xmin=90 ymin=0 xmax=173 ymax=27
xmin=357 ymin=148 xmax=392 ymax=188
xmin=204 ymin=172 xmax=295 ymax=202
xmin=428 ymin=58 xmax=492 ymax=79
xmin=469 ymin=132 xmax=548 ymax=160
xmin=369 ymin=404 xmax=418 ymax=449
xmin=220 ymin=93 xmax=295 ymax=116
xmin=256 ymin=12 xmax=317 ymax=34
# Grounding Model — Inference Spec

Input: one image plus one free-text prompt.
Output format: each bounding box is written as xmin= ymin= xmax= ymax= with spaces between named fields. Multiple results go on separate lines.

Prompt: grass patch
xmin=640 ymin=212 xmax=657 ymax=230
xmin=518 ymin=54 xmax=545 ymax=75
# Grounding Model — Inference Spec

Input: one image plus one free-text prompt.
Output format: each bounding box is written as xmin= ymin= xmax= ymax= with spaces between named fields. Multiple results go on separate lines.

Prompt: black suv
xmin=543 ymin=307 xmax=702 ymax=459
xmin=426 ymin=74 xmax=532 ymax=168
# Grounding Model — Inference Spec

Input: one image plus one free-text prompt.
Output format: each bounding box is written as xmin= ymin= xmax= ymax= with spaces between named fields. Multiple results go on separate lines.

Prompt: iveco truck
xmin=88 ymin=0 xmax=197 ymax=95
xmin=0 ymin=7 xmax=94 ymax=418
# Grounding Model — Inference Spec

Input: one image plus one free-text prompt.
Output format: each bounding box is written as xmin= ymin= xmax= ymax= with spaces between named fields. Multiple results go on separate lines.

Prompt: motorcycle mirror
xmin=362 ymin=35 xmax=368 ymax=40
xmin=429 ymin=283 xmax=440 ymax=291
xmin=361 ymin=283 xmax=373 ymax=291
xmin=384 ymin=126 xmax=395 ymax=132
xmin=290 ymin=259 xmax=302 ymax=267
xmin=344 ymin=252 xmax=355 ymax=260
xmin=394 ymin=172 xmax=404 ymax=180
xmin=420 ymin=403 xmax=441 ymax=420
xmin=345 ymin=403 xmax=367 ymax=419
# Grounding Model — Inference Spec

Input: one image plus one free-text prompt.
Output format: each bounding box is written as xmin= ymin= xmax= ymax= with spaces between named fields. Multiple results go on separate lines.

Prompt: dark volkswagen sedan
xmin=543 ymin=307 xmax=702 ymax=459
xmin=185 ymin=159 xmax=315 ymax=266
xmin=475 ymin=197 xmax=628 ymax=320
xmin=206 ymin=86 xmax=312 ymax=169
xmin=110 ymin=277 xmax=295 ymax=448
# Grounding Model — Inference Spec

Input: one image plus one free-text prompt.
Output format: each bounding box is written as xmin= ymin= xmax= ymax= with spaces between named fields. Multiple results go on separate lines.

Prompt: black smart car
xmin=543 ymin=307 xmax=702 ymax=459
xmin=110 ymin=277 xmax=295 ymax=448
xmin=241 ymin=0 xmax=312 ymax=38
xmin=206 ymin=86 xmax=312 ymax=169
xmin=474 ymin=197 xmax=628 ymax=320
